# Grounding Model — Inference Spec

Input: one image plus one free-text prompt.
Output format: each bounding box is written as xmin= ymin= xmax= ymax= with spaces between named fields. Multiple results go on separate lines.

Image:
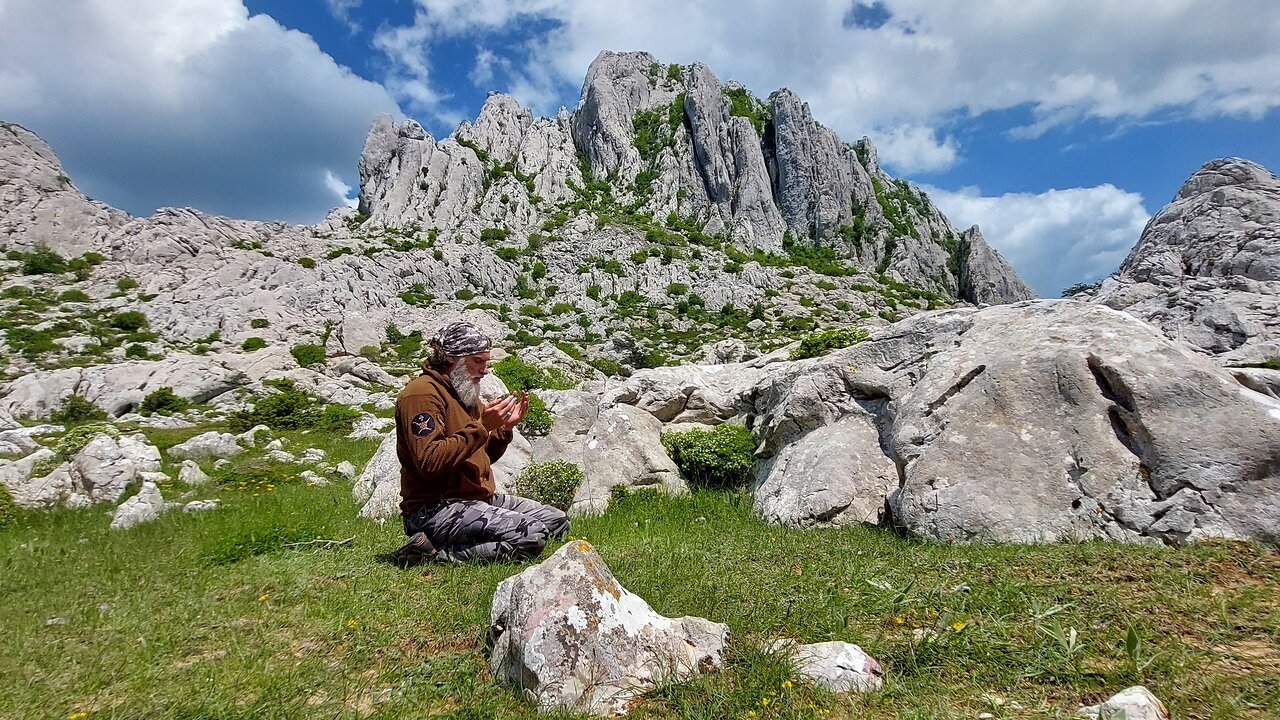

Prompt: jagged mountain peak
xmin=356 ymin=50 xmax=1033 ymax=304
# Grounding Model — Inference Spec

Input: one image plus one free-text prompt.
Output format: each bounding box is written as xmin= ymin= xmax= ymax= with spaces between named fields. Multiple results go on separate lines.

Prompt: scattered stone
xmin=183 ymin=500 xmax=219 ymax=512
xmin=167 ymin=431 xmax=243 ymax=461
xmin=110 ymin=482 xmax=168 ymax=529
xmin=300 ymin=448 xmax=326 ymax=463
xmin=1079 ymin=686 xmax=1169 ymax=720
xmin=334 ymin=461 xmax=356 ymax=481
xmin=266 ymin=450 xmax=297 ymax=464
xmin=347 ymin=414 xmax=394 ymax=440
xmin=212 ymin=459 xmax=231 ymax=470
xmin=45 ymin=617 xmax=66 ymax=626
xmin=766 ymin=639 xmax=884 ymax=693
xmin=300 ymin=470 xmax=329 ymax=487
xmin=237 ymin=424 xmax=272 ymax=447
xmin=178 ymin=460 xmax=211 ymax=485
xmin=488 ymin=540 xmax=729 ymax=716
xmin=264 ymin=438 xmax=285 ymax=451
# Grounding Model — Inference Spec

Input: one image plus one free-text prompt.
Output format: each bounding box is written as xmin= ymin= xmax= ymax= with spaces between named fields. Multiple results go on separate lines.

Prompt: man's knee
xmin=544 ymin=508 xmax=570 ymax=539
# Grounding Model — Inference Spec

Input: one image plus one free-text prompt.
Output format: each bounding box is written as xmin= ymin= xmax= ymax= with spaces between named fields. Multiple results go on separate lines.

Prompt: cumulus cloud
xmin=326 ymin=0 xmax=364 ymax=33
xmin=372 ymin=0 xmax=1280 ymax=174
xmin=0 ymin=0 xmax=400 ymax=223
xmin=924 ymin=184 xmax=1152 ymax=297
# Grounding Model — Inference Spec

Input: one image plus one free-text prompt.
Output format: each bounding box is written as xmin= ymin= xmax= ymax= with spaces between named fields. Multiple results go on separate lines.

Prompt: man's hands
xmin=480 ymin=391 xmax=529 ymax=433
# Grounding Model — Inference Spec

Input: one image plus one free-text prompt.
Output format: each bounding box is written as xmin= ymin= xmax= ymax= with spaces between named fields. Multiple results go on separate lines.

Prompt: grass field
xmin=1 ymin=426 xmax=1277 ymax=719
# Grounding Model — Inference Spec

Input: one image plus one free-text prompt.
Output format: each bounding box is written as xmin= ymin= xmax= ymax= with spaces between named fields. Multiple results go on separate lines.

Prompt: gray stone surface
xmin=354 ymin=431 xmax=400 ymax=519
xmin=167 ymin=431 xmax=243 ymax=462
xmin=110 ymin=482 xmax=169 ymax=530
xmin=488 ymin=540 xmax=729 ymax=716
xmin=768 ymin=639 xmax=884 ymax=693
xmin=1093 ymin=158 xmax=1280 ymax=364
xmin=1079 ymin=686 xmax=1169 ymax=720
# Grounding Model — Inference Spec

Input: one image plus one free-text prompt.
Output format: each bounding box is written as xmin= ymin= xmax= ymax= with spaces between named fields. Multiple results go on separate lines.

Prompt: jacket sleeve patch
xmin=410 ymin=412 xmax=436 ymax=437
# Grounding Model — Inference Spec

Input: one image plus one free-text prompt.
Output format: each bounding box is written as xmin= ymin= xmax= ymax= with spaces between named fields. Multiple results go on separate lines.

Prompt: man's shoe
xmin=395 ymin=532 xmax=439 ymax=568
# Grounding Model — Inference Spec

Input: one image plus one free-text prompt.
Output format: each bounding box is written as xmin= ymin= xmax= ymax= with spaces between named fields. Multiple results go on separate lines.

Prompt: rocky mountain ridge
xmin=1088 ymin=157 xmax=1280 ymax=365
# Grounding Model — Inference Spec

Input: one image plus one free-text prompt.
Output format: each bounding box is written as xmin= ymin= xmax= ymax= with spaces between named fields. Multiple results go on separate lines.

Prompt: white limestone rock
xmin=167 ymin=431 xmax=243 ymax=462
xmin=1079 ymin=686 xmax=1169 ymax=720
xmin=178 ymin=460 xmax=211 ymax=485
xmin=767 ymin=639 xmax=884 ymax=693
xmin=110 ymin=481 xmax=168 ymax=529
xmin=334 ymin=460 xmax=356 ymax=481
xmin=488 ymin=540 xmax=729 ymax=716
xmin=354 ymin=431 xmax=400 ymax=519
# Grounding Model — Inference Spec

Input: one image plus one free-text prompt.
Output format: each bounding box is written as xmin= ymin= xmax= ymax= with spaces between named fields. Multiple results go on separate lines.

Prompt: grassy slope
xmin=0 ymin=430 xmax=1277 ymax=720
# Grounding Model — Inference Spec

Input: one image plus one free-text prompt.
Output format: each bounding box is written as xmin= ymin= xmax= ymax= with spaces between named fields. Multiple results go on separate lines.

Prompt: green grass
xmin=0 ymin=439 xmax=1276 ymax=719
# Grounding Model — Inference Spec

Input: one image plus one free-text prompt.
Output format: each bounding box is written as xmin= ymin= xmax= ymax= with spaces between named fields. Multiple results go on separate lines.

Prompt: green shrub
xmin=241 ymin=337 xmax=267 ymax=351
xmin=480 ymin=227 xmax=509 ymax=242
xmin=20 ymin=244 xmax=67 ymax=275
xmin=227 ymin=380 xmax=356 ymax=433
xmin=1 ymin=285 xmax=32 ymax=299
xmin=81 ymin=251 xmax=106 ymax=265
xmin=518 ymin=392 xmax=553 ymax=436
xmin=666 ymin=282 xmax=688 ymax=296
xmin=55 ymin=423 xmax=119 ymax=461
xmin=492 ymin=356 xmax=574 ymax=391
xmin=661 ymin=423 xmax=756 ymax=489
xmin=497 ymin=247 xmax=521 ymax=262
xmin=49 ymin=395 xmax=108 ymax=424
xmin=510 ymin=460 xmax=582 ymax=511
xmin=789 ymin=326 xmax=870 ymax=360
xmin=587 ymin=357 xmax=623 ymax=377
xmin=5 ymin=327 xmax=59 ymax=358
xmin=585 ymin=285 xmax=601 ymax=301
xmin=290 ymin=343 xmax=326 ymax=367
xmin=140 ymin=387 xmax=188 ymax=416
xmin=109 ymin=311 xmax=148 ymax=331
xmin=250 ymin=318 xmax=270 ymax=329
xmin=124 ymin=343 xmax=148 ymax=359
xmin=116 ymin=277 xmax=139 ymax=291
xmin=297 ymin=257 xmax=316 ymax=269
xmin=58 ymin=289 xmax=91 ymax=303
xmin=455 ymin=288 xmax=476 ymax=301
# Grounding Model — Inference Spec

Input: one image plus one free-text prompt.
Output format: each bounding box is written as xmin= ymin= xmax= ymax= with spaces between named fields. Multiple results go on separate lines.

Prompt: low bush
xmin=510 ymin=460 xmax=583 ymax=511
xmin=290 ymin=343 xmax=326 ymax=367
xmin=228 ymin=380 xmax=359 ymax=433
xmin=789 ymin=326 xmax=869 ymax=360
xmin=518 ymin=392 xmax=553 ymax=436
xmin=250 ymin=318 xmax=270 ymax=329
xmin=124 ymin=344 xmax=148 ymax=359
xmin=492 ymin=356 xmax=575 ymax=391
xmin=116 ymin=277 xmax=138 ymax=291
xmin=109 ymin=311 xmax=148 ymax=331
xmin=241 ymin=337 xmax=267 ymax=352
xmin=20 ymin=244 xmax=67 ymax=275
xmin=140 ymin=387 xmax=188 ymax=416
xmin=0 ymin=484 xmax=21 ymax=529
xmin=297 ymin=257 xmax=316 ymax=269
xmin=49 ymin=394 xmax=108 ymax=424
xmin=58 ymin=289 xmax=91 ymax=303
xmin=661 ymin=423 xmax=756 ymax=489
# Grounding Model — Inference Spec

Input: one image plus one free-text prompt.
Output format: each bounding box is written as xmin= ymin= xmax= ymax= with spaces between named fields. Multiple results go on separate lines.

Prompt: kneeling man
xmin=394 ymin=321 xmax=569 ymax=566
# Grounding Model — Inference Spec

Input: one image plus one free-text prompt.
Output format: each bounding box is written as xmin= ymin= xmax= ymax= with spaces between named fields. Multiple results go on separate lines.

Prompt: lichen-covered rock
xmin=488 ymin=541 xmax=729 ymax=716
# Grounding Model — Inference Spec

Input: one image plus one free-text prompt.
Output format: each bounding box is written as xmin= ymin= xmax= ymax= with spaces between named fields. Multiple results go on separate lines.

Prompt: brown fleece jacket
xmin=395 ymin=369 xmax=513 ymax=515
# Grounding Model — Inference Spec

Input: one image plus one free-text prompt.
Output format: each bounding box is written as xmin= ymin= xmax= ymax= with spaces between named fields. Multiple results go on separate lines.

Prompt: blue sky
xmin=1 ymin=1 xmax=1277 ymax=296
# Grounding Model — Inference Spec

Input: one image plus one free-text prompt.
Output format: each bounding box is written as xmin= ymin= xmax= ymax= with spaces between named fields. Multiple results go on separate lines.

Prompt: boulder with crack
xmin=488 ymin=540 xmax=729 ymax=716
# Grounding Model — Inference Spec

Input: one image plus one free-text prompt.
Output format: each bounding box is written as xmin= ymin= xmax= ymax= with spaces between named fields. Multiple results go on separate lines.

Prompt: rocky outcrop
xmin=488 ymin=540 xmax=729 ymax=716
xmin=601 ymin=301 xmax=1280 ymax=545
xmin=1093 ymin=158 xmax=1280 ymax=363
xmin=954 ymin=226 xmax=1036 ymax=305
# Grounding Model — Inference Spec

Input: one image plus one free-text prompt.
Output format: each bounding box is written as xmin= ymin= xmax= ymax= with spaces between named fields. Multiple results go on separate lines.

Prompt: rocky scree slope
xmin=1089 ymin=157 xmax=1280 ymax=366
xmin=0 ymin=51 xmax=1031 ymax=411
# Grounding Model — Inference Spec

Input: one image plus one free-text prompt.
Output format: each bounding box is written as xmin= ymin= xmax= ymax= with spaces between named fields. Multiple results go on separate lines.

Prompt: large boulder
xmin=746 ymin=300 xmax=1280 ymax=544
xmin=166 ymin=431 xmax=243 ymax=462
xmin=0 ymin=355 xmax=248 ymax=419
xmin=67 ymin=433 xmax=161 ymax=507
xmin=488 ymin=541 xmax=729 ymax=716
xmin=354 ymin=431 xmax=400 ymax=519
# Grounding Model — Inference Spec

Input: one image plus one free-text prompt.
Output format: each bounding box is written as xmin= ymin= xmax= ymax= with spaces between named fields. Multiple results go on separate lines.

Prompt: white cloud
xmin=872 ymin=124 xmax=959 ymax=173
xmin=0 ymin=0 xmax=400 ymax=222
xmin=372 ymin=0 xmax=1280 ymax=173
xmin=326 ymin=0 xmax=364 ymax=33
xmin=324 ymin=169 xmax=358 ymax=208
xmin=924 ymin=184 xmax=1152 ymax=297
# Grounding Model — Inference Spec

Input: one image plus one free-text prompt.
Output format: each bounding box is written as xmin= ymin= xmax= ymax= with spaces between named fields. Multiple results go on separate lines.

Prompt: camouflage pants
xmin=403 ymin=494 xmax=570 ymax=563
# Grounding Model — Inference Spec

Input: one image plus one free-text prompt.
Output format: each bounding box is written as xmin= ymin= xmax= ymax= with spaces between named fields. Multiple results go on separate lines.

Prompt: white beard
xmin=449 ymin=362 xmax=481 ymax=409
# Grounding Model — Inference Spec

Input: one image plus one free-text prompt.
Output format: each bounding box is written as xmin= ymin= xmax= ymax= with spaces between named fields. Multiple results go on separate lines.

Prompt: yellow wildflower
xmin=258 ymin=593 xmax=269 ymax=601
xmin=951 ymin=621 xmax=966 ymax=631
xmin=894 ymin=616 xmax=905 ymax=625
xmin=747 ymin=712 xmax=756 ymax=719
xmin=781 ymin=680 xmax=793 ymax=690
xmin=761 ymin=697 xmax=770 ymax=706
xmin=347 ymin=619 xmax=357 ymax=629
